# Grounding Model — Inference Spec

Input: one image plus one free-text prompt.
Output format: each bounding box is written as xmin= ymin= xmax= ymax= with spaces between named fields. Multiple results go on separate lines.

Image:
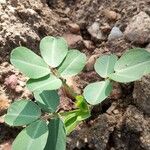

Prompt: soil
xmin=0 ymin=0 xmax=150 ymax=150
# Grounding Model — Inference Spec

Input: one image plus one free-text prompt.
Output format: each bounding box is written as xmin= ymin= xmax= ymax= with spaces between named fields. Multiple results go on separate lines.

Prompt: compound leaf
xmin=94 ymin=54 xmax=118 ymax=78
xmin=58 ymin=50 xmax=86 ymax=77
xmin=40 ymin=36 xmax=68 ymax=68
xmin=10 ymin=47 xmax=50 ymax=79
xmin=44 ymin=118 xmax=66 ymax=150
xmin=12 ymin=120 xmax=48 ymax=150
xmin=34 ymin=90 xmax=60 ymax=113
xmin=109 ymin=48 xmax=150 ymax=83
xmin=5 ymin=100 xmax=41 ymax=126
xmin=83 ymin=80 xmax=112 ymax=105
xmin=27 ymin=75 xmax=62 ymax=92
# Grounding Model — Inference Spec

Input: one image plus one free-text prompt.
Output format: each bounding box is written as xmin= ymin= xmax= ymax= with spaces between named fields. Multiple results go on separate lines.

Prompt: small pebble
xmin=22 ymin=89 xmax=33 ymax=99
xmin=113 ymin=109 xmax=119 ymax=114
xmin=18 ymin=80 xmax=26 ymax=87
xmin=63 ymin=33 xmax=83 ymax=48
xmin=88 ymin=22 xmax=104 ymax=41
xmin=4 ymin=74 xmax=18 ymax=89
xmin=83 ymin=40 xmax=95 ymax=50
xmin=103 ymin=9 xmax=118 ymax=20
xmin=108 ymin=26 xmax=123 ymax=41
xmin=15 ymin=85 xmax=23 ymax=93
xmin=68 ymin=23 xmax=80 ymax=34
xmin=85 ymin=54 xmax=99 ymax=71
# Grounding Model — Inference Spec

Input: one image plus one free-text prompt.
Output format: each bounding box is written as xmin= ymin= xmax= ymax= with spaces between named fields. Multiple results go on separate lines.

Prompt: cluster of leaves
xmin=4 ymin=36 xmax=150 ymax=150
xmin=5 ymin=36 xmax=88 ymax=150
xmin=84 ymin=49 xmax=150 ymax=105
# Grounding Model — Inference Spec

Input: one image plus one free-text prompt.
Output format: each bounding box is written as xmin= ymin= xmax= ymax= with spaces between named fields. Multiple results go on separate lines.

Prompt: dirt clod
xmin=133 ymin=75 xmax=150 ymax=115
xmin=124 ymin=11 xmax=150 ymax=44
xmin=1 ymin=0 xmax=150 ymax=149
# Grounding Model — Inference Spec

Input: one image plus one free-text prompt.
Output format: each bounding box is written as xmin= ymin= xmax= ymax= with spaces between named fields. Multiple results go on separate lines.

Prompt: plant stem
xmin=61 ymin=80 xmax=78 ymax=100
xmin=51 ymin=68 xmax=78 ymax=100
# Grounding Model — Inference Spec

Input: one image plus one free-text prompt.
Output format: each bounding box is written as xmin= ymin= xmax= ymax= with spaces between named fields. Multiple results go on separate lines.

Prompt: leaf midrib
xmin=41 ymin=93 xmax=53 ymax=111
xmin=29 ymin=78 xmax=60 ymax=91
xmin=12 ymin=59 xmax=49 ymax=71
xmin=116 ymin=59 xmax=150 ymax=73
xmin=51 ymin=38 xmax=56 ymax=66
xmin=104 ymin=56 xmax=110 ymax=77
xmin=94 ymin=82 xmax=106 ymax=104
xmin=111 ymin=72 xmax=141 ymax=79
xmin=7 ymin=113 xmax=38 ymax=118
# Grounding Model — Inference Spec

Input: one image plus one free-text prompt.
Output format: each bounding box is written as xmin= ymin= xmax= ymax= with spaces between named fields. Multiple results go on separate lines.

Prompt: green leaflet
xmin=83 ymin=80 xmax=113 ymax=105
xmin=5 ymin=100 xmax=41 ymax=126
xmin=40 ymin=36 xmax=68 ymax=68
xmin=94 ymin=54 xmax=118 ymax=78
xmin=61 ymin=109 xmax=91 ymax=135
xmin=12 ymin=120 xmax=48 ymax=150
xmin=109 ymin=48 xmax=150 ymax=82
xmin=58 ymin=50 xmax=86 ymax=77
xmin=10 ymin=47 xmax=50 ymax=79
xmin=44 ymin=118 xmax=66 ymax=150
xmin=27 ymin=75 xmax=62 ymax=92
xmin=75 ymin=95 xmax=89 ymax=111
xmin=34 ymin=90 xmax=60 ymax=113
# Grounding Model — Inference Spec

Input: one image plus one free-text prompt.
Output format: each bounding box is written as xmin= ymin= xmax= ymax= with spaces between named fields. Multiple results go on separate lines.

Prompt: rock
xmin=108 ymin=27 xmax=123 ymax=41
xmin=15 ymin=85 xmax=23 ymax=94
xmin=113 ymin=109 xmax=119 ymax=114
xmin=68 ymin=23 xmax=80 ymax=34
xmin=133 ymin=75 xmax=150 ymax=115
xmin=0 ymin=141 xmax=12 ymax=150
xmin=110 ymin=82 xmax=122 ymax=100
xmin=2 ymin=62 xmax=9 ymax=67
xmin=85 ymin=54 xmax=100 ymax=71
xmin=22 ymin=88 xmax=33 ymax=99
xmin=63 ymin=33 xmax=83 ymax=49
xmin=106 ymin=102 xmax=117 ymax=114
xmin=100 ymin=23 xmax=111 ymax=33
xmin=83 ymin=40 xmax=95 ymax=50
xmin=0 ymin=115 xmax=4 ymax=123
xmin=87 ymin=22 xmax=105 ymax=41
xmin=4 ymin=74 xmax=18 ymax=89
xmin=106 ymin=38 xmax=131 ymax=56
xmin=18 ymin=80 xmax=26 ymax=87
xmin=0 ymin=95 xmax=10 ymax=115
xmin=124 ymin=11 xmax=150 ymax=44
xmin=103 ymin=9 xmax=118 ymax=20
xmin=65 ymin=77 xmax=81 ymax=95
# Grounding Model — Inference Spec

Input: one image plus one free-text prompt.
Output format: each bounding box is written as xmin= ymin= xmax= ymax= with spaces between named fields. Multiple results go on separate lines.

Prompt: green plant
xmin=5 ymin=36 xmax=150 ymax=150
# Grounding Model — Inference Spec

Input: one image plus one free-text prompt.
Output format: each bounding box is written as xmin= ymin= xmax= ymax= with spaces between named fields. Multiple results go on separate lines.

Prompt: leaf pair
xmin=5 ymin=100 xmax=66 ymax=150
xmin=94 ymin=48 xmax=150 ymax=82
xmin=84 ymin=48 xmax=150 ymax=105
xmin=12 ymin=118 xmax=66 ymax=150
xmin=4 ymin=96 xmax=60 ymax=126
